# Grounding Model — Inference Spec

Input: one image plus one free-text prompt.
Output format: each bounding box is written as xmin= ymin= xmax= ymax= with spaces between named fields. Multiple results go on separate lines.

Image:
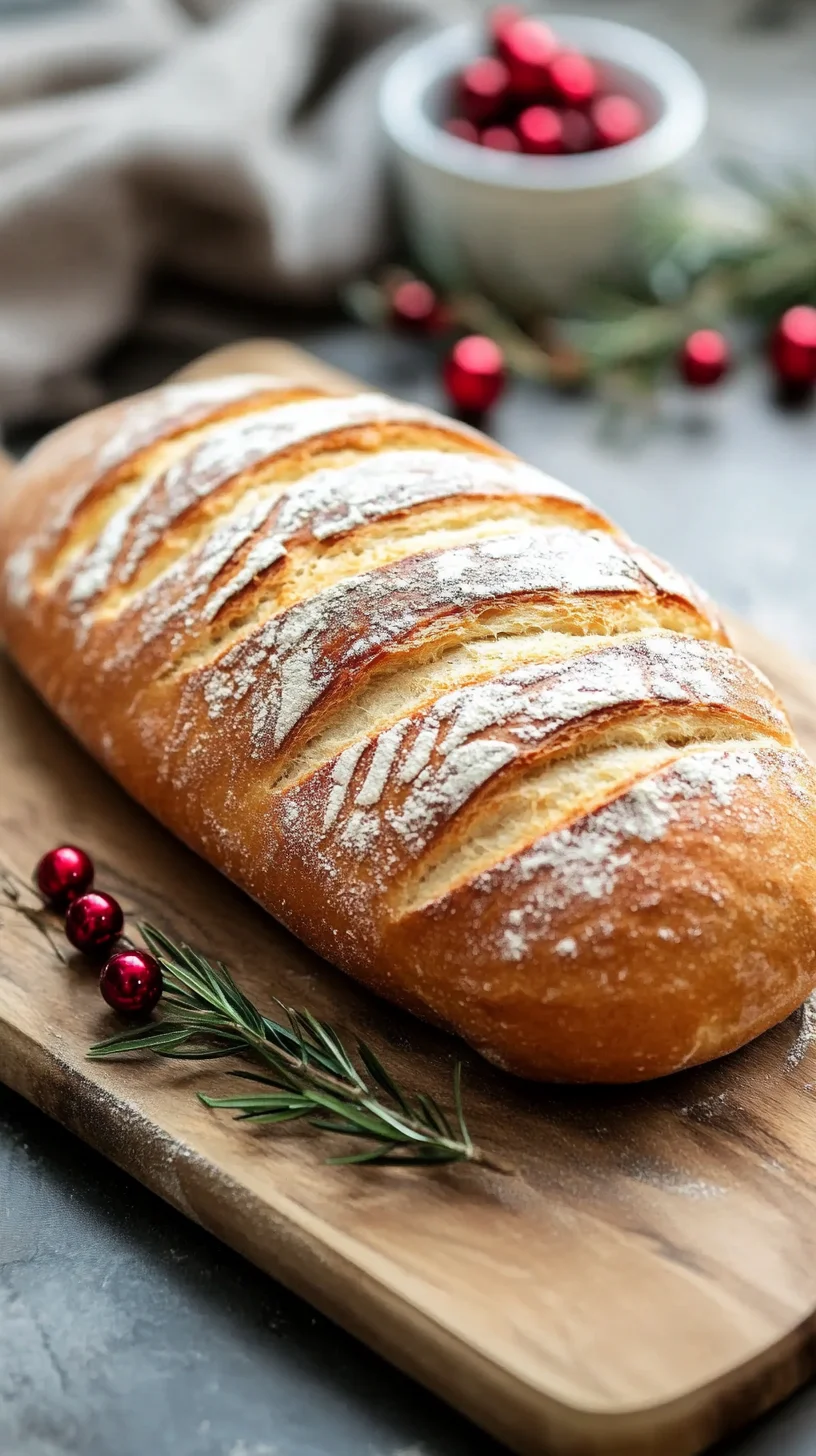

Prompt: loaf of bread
xmin=2 ymin=373 xmax=815 ymax=1081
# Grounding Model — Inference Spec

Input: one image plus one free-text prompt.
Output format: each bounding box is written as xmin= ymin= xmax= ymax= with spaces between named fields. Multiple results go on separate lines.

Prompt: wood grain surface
xmin=3 ymin=340 xmax=816 ymax=1456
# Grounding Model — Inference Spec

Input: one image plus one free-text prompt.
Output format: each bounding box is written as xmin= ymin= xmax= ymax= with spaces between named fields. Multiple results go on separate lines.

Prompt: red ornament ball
xmin=444 ymin=116 xmax=479 ymax=145
xmin=35 ymin=845 xmax=94 ymax=911
xmin=459 ymin=56 xmax=510 ymax=124
xmin=100 ymin=948 xmax=163 ymax=1017
xmin=517 ymin=105 xmax=563 ymax=155
xmin=679 ymin=329 xmax=731 ymax=388
xmin=65 ymin=890 xmax=124 ymax=956
xmin=549 ymin=51 xmax=598 ymax=108
xmin=391 ymin=279 xmax=440 ymax=332
xmin=501 ymin=18 xmax=559 ymax=97
xmin=771 ymin=306 xmax=816 ymax=384
xmin=592 ymin=94 xmax=645 ymax=148
xmin=480 ymin=124 xmax=521 ymax=152
xmin=444 ymin=335 xmax=506 ymax=414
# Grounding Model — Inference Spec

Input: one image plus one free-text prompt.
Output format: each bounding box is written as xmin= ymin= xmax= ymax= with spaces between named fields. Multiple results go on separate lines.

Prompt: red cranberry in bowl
xmin=481 ymin=124 xmax=521 ymax=152
xmin=517 ymin=106 xmax=564 ymax=155
xmin=592 ymin=94 xmax=646 ymax=148
xmin=560 ymin=109 xmax=596 ymax=153
xmin=459 ymin=56 xmax=510 ymax=124
xmin=549 ymin=51 xmax=598 ymax=108
xmin=502 ymin=18 xmax=559 ymax=97
xmin=488 ymin=5 xmax=524 ymax=58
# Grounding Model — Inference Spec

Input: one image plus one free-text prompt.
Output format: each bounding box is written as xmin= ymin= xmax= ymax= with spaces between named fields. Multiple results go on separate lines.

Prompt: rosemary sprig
xmin=1 ymin=866 xmax=68 ymax=962
xmin=88 ymin=924 xmax=509 ymax=1173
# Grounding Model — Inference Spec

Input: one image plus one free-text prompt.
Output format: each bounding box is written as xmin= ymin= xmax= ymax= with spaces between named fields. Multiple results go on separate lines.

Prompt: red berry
xmin=502 ymin=18 xmax=559 ymax=97
xmin=549 ymin=51 xmax=598 ymax=108
xmin=391 ymin=279 xmax=440 ymax=332
xmin=444 ymin=117 xmax=479 ymax=145
xmin=100 ymin=949 xmax=163 ymax=1018
xmin=444 ymin=335 xmax=506 ymax=414
xmin=771 ymin=306 xmax=816 ymax=384
xmin=592 ymin=94 xmax=645 ymax=148
xmin=35 ymin=845 xmax=94 ymax=911
xmin=459 ymin=57 xmax=510 ymax=125
xmin=561 ymin=109 xmax=596 ymax=153
xmin=679 ymin=330 xmax=730 ymax=387
xmin=65 ymin=890 xmax=124 ymax=956
xmin=489 ymin=4 xmax=524 ymax=57
xmin=480 ymin=124 xmax=521 ymax=152
xmin=517 ymin=105 xmax=563 ymax=154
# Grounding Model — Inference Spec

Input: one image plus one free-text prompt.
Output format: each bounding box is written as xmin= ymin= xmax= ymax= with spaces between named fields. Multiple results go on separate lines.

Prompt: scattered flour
xmin=304 ymin=636 xmax=780 ymax=862
xmin=196 ymin=527 xmax=715 ymax=759
xmin=322 ymin=742 xmax=368 ymax=832
xmin=98 ymin=394 xmax=480 ymax=597
xmin=787 ymin=992 xmax=816 ymax=1069
xmin=95 ymin=374 xmax=287 ymax=473
xmin=4 ymin=545 xmax=35 ymax=609
xmin=486 ymin=746 xmax=770 ymax=962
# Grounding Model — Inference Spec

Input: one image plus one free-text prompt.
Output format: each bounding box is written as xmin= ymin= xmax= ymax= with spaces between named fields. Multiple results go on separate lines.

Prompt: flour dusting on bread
xmin=486 ymin=745 xmax=774 ymax=963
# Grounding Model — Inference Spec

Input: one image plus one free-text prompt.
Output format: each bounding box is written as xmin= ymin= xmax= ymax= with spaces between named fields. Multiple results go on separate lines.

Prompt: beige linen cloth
xmin=0 ymin=0 xmax=454 ymax=422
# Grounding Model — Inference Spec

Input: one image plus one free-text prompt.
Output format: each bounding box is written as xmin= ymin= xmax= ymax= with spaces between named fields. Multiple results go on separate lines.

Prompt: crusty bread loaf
xmin=2 ymin=373 xmax=815 ymax=1081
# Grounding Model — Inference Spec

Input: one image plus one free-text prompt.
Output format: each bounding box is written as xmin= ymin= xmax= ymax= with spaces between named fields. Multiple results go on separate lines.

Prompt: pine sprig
xmin=344 ymin=169 xmax=816 ymax=396
xmin=566 ymin=171 xmax=816 ymax=382
xmin=88 ymin=924 xmax=509 ymax=1173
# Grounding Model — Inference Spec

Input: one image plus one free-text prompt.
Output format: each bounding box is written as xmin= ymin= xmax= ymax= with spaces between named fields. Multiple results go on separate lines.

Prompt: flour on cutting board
xmin=787 ymin=993 xmax=816 ymax=1068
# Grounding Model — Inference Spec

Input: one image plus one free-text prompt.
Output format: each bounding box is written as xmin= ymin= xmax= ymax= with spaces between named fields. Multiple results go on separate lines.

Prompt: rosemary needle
xmin=88 ymin=923 xmax=510 ymax=1174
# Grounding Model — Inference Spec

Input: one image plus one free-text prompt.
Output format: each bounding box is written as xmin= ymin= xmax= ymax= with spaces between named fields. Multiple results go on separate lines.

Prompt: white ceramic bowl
xmin=379 ymin=16 xmax=707 ymax=312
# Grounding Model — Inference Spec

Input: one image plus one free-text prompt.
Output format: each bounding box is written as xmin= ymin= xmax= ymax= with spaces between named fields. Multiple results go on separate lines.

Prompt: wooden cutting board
xmin=4 ymin=339 xmax=816 ymax=1456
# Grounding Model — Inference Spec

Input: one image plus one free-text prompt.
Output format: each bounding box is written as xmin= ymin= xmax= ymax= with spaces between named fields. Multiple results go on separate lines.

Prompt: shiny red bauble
xmin=592 ymin=94 xmax=645 ymax=148
xmin=517 ymin=105 xmax=563 ymax=155
xmin=35 ymin=845 xmax=95 ymax=911
xmin=459 ymin=56 xmax=510 ymax=124
xmin=679 ymin=329 xmax=731 ymax=388
xmin=549 ymin=51 xmax=598 ymax=108
xmin=771 ymin=306 xmax=816 ymax=385
xmin=391 ymin=279 xmax=441 ymax=332
xmin=100 ymin=948 xmax=163 ymax=1017
xmin=481 ymin=124 xmax=521 ymax=152
xmin=444 ymin=335 xmax=506 ymax=414
xmin=501 ymin=18 xmax=559 ymax=97
xmin=65 ymin=890 xmax=124 ymax=956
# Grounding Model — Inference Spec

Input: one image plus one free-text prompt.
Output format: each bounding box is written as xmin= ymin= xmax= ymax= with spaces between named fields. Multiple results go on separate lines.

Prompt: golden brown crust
xmin=1 ymin=376 xmax=813 ymax=1083
xmin=382 ymin=747 xmax=816 ymax=1081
